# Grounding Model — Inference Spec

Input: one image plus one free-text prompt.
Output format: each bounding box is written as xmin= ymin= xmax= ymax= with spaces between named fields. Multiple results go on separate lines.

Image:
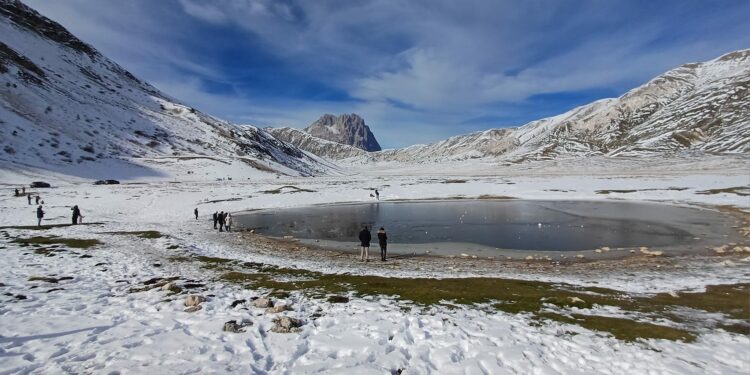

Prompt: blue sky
xmin=26 ymin=0 xmax=750 ymax=148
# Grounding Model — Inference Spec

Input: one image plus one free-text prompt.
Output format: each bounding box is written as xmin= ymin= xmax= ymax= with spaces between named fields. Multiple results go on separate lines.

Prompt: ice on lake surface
xmin=236 ymin=200 xmax=738 ymax=253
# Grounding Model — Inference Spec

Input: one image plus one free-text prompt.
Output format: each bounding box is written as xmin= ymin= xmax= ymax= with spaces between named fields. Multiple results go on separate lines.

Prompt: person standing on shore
xmin=213 ymin=211 xmax=218 ymax=229
xmin=375 ymin=189 xmax=380 ymax=200
xmin=359 ymin=226 xmax=371 ymax=262
xmin=35 ymin=195 xmax=40 ymax=205
xmin=225 ymin=213 xmax=233 ymax=232
xmin=377 ymin=227 xmax=388 ymax=261
xmin=36 ymin=205 xmax=45 ymax=227
xmin=218 ymin=211 xmax=226 ymax=232
xmin=71 ymin=205 xmax=81 ymax=225
xmin=27 ymin=194 xmax=32 ymax=205
xmin=194 ymin=208 xmax=199 ymax=220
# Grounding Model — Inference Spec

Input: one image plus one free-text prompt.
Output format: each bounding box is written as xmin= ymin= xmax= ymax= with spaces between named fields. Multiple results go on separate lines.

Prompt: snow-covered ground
xmin=1 ymin=158 xmax=749 ymax=374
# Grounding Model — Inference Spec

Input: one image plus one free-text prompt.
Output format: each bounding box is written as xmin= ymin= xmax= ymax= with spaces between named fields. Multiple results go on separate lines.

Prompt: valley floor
xmin=0 ymin=157 xmax=749 ymax=374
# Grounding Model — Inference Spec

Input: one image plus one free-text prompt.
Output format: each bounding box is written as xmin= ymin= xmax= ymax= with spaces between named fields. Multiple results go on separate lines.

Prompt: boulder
xmin=267 ymin=304 xmax=291 ymax=314
xmin=184 ymin=294 xmax=206 ymax=307
xmin=252 ymin=298 xmax=273 ymax=308
xmin=271 ymin=316 xmax=303 ymax=333
xmin=230 ymin=299 xmax=247 ymax=308
xmin=223 ymin=319 xmax=252 ymax=333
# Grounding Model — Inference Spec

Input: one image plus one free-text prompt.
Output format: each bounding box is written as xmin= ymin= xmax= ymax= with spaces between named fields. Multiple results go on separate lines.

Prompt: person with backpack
xmin=213 ymin=211 xmax=218 ymax=229
xmin=359 ymin=226 xmax=371 ymax=262
xmin=36 ymin=205 xmax=45 ymax=226
xmin=225 ymin=213 xmax=233 ymax=232
xmin=377 ymin=227 xmax=388 ymax=261
xmin=71 ymin=205 xmax=81 ymax=225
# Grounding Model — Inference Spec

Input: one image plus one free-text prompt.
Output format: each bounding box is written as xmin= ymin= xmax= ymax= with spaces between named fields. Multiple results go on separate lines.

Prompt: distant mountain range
xmin=273 ymin=50 xmax=750 ymax=163
xmin=1 ymin=0 xmax=747 ymax=180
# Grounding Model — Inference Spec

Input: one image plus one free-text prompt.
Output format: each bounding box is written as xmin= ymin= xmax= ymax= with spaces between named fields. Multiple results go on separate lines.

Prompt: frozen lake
xmin=235 ymin=200 xmax=738 ymax=254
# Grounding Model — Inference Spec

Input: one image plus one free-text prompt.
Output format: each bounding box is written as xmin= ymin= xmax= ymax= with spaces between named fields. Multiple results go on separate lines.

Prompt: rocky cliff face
xmin=304 ymin=113 xmax=382 ymax=151
xmin=0 ymin=0 xmax=331 ymax=178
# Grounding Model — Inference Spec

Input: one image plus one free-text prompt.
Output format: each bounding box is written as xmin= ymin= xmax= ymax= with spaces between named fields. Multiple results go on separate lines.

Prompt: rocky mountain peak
xmin=304 ymin=113 xmax=382 ymax=151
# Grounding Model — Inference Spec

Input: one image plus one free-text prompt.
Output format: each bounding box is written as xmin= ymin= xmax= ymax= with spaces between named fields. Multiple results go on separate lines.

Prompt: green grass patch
xmin=538 ymin=313 xmax=696 ymax=342
xmin=262 ymin=185 xmax=316 ymax=194
xmin=11 ymin=235 xmax=101 ymax=249
xmin=0 ymin=223 xmax=104 ymax=230
xmin=696 ymin=186 xmax=750 ymax=197
xmin=103 ymin=230 xmax=164 ymax=239
xmin=171 ymin=254 xmax=749 ymax=342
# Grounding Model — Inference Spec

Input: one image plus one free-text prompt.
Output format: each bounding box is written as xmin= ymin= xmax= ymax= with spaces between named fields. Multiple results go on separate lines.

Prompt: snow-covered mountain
xmin=304 ymin=113 xmax=382 ymax=152
xmin=268 ymin=127 xmax=367 ymax=160
xmin=0 ymin=0 xmax=333 ymax=179
xmin=274 ymin=50 xmax=750 ymax=163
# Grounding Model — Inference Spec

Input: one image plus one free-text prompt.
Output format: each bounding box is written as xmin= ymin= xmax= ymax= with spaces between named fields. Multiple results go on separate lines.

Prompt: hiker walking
xmin=194 ymin=208 xmax=199 ymax=220
xmin=213 ymin=211 xmax=218 ymax=229
xmin=14 ymin=188 xmax=19 ymax=196
xmin=35 ymin=196 xmax=40 ymax=205
xmin=375 ymin=189 xmax=380 ymax=200
xmin=359 ymin=226 xmax=371 ymax=262
xmin=218 ymin=211 xmax=226 ymax=232
xmin=225 ymin=213 xmax=233 ymax=232
xmin=377 ymin=227 xmax=388 ymax=261
xmin=71 ymin=205 xmax=81 ymax=225
xmin=36 ymin=205 xmax=45 ymax=227
xmin=27 ymin=194 xmax=32 ymax=205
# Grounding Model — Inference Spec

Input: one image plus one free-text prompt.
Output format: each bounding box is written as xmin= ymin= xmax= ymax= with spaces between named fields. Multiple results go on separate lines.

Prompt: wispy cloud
xmin=24 ymin=0 xmax=750 ymax=147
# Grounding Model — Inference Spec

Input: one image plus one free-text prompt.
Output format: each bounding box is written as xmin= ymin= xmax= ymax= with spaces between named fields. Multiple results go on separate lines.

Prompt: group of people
xmin=211 ymin=210 xmax=233 ymax=232
xmin=14 ymin=186 xmax=43 ymax=206
xmin=358 ymin=226 xmax=388 ymax=262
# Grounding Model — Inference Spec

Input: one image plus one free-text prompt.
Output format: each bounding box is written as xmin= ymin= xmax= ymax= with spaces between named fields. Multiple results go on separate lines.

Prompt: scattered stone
xmin=223 ymin=319 xmax=252 ymax=333
xmin=601 ymin=247 xmax=610 ymax=252
xmin=640 ymin=247 xmax=663 ymax=256
xmin=267 ymin=304 xmax=291 ymax=314
xmin=15 ymin=294 xmax=27 ymax=300
xmin=525 ymin=255 xmax=534 ymax=260
xmin=629 ymin=249 xmax=636 ymax=253
xmin=230 ymin=299 xmax=247 ymax=308
xmin=732 ymin=246 xmax=745 ymax=253
xmin=46 ymin=288 xmax=64 ymax=293
xmin=252 ymin=297 xmax=273 ymax=308
xmin=712 ymin=245 xmax=727 ymax=254
xmin=184 ymin=294 xmax=206 ymax=307
xmin=79 ymin=254 xmax=93 ymax=258
xmin=719 ymin=260 xmax=736 ymax=267
xmin=327 ymin=295 xmax=349 ymax=303
xmin=594 ymin=249 xmax=602 ymax=253
xmin=576 ymin=254 xmax=585 ymax=259
xmin=161 ymin=282 xmax=176 ymax=291
xmin=184 ymin=305 xmax=202 ymax=313
xmin=271 ymin=316 xmax=303 ymax=333
xmin=668 ymin=291 xmax=680 ymax=298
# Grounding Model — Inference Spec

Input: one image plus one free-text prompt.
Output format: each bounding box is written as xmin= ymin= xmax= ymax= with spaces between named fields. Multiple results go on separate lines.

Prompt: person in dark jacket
xmin=14 ymin=188 xmax=19 ymax=196
xmin=71 ymin=205 xmax=81 ymax=225
xmin=35 ymin=195 xmax=40 ymax=205
xmin=27 ymin=194 xmax=32 ymax=205
xmin=375 ymin=189 xmax=380 ymax=200
xmin=36 ymin=205 xmax=45 ymax=227
xmin=358 ymin=226 xmax=371 ymax=262
xmin=377 ymin=227 xmax=387 ymax=261
xmin=218 ymin=211 xmax=226 ymax=232
xmin=194 ymin=208 xmax=199 ymax=220
xmin=213 ymin=211 xmax=218 ymax=229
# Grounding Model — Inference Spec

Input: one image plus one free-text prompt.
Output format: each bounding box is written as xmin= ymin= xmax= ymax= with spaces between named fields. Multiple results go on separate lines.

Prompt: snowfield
xmin=1 ymin=157 xmax=749 ymax=374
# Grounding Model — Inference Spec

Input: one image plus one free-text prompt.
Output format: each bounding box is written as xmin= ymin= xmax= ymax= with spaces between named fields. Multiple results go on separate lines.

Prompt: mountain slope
xmin=304 ymin=113 xmax=382 ymax=151
xmin=0 ymin=0 xmax=332 ymax=179
xmin=273 ymin=50 xmax=749 ymax=163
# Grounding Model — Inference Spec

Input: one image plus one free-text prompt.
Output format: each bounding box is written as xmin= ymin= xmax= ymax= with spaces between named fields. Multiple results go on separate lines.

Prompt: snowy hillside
xmin=0 ymin=0 xmax=334 ymax=179
xmin=274 ymin=50 xmax=750 ymax=164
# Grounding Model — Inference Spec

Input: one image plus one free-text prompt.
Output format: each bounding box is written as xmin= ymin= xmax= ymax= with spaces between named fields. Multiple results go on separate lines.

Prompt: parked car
xmin=94 ymin=179 xmax=120 ymax=185
xmin=30 ymin=181 xmax=51 ymax=188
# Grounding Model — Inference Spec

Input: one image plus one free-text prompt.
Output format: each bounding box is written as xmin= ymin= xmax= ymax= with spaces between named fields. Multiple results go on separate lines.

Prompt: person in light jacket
xmin=225 ymin=213 xmax=233 ymax=232
xmin=377 ymin=227 xmax=387 ymax=261
xmin=359 ymin=226 xmax=371 ymax=262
